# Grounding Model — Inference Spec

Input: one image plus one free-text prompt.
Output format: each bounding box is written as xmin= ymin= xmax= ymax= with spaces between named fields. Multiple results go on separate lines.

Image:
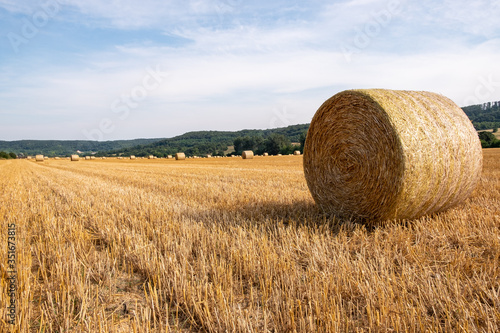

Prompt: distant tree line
xmin=0 ymin=151 xmax=17 ymax=159
xmin=478 ymin=131 xmax=500 ymax=148
xmin=462 ymin=102 xmax=500 ymax=130
xmin=104 ymin=124 xmax=310 ymax=157
xmin=232 ymin=131 xmax=307 ymax=155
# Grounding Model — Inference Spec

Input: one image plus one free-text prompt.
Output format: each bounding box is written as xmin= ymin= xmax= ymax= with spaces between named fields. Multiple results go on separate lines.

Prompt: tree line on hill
xmin=462 ymin=102 xmax=500 ymax=130
xmin=232 ymin=132 xmax=306 ymax=155
xmin=478 ymin=130 xmax=500 ymax=148
xmin=0 ymin=151 xmax=17 ymax=159
xmin=0 ymin=138 xmax=161 ymax=157
xmin=102 ymin=124 xmax=310 ymax=157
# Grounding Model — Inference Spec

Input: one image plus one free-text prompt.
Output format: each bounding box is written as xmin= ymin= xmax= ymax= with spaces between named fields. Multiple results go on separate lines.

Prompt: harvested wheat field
xmin=1 ymin=151 xmax=499 ymax=332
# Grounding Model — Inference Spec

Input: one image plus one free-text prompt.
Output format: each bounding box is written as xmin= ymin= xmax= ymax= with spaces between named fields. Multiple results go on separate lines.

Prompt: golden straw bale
xmin=130 ymin=155 xmax=136 ymax=160
xmin=71 ymin=155 xmax=79 ymax=161
xmin=303 ymin=89 xmax=482 ymax=222
xmin=175 ymin=153 xmax=186 ymax=160
xmin=85 ymin=156 xmax=91 ymax=160
xmin=35 ymin=155 xmax=44 ymax=162
xmin=293 ymin=150 xmax=301 ymax=155
xmin=149 ymin=155 xmax=154 ymax=159
xmin=242 ymin=150 xmax=254 ymax=159
xmin=263 ymin=153 xmax=269 ymax=156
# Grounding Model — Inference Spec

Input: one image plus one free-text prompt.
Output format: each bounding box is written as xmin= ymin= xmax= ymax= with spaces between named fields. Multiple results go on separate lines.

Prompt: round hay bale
xmin=90 ymin=156 xmax=96 ymax=160
xmin=71 ymin=155 xmax=79 ymax=161
xmin=277 ymin=154 xmax=282 ymax=156
xmin=167 ymin=155 xmax=173 ymax=159
xmin=35 ymin=155 xmax=44 ymax=162
xmin=175 ymin=153 xmax=186 ymax=160
xmin=130 ymin=155 xmax=136 ymax=160
xmin=293 ymin=150 xmax=301 ymax=155
xmin=85 ymin=156 xmax=91 ymax=160
xmin=263 ymin=152 xmax=269 ymax=156
xmin=303 ymin=89 xmax=483 ymax=222
xmin=148 ymin=155 xmax=154 ymax=159
xmin=242 ymin=151 xmax=254 ymax=159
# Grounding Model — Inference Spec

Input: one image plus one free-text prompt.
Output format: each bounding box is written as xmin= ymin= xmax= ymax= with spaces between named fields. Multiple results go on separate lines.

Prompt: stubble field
xmin=1 ymin=150 xmax=499 ymax=332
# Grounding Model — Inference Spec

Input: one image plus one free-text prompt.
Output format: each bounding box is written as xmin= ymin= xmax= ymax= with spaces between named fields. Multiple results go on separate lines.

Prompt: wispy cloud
xmin=1 ymin=0 xmax=499 ymax=140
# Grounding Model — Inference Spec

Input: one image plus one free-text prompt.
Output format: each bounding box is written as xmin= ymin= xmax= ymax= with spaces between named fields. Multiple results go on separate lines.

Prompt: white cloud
xmin=1 ymin=0 xmax=500 ymax=140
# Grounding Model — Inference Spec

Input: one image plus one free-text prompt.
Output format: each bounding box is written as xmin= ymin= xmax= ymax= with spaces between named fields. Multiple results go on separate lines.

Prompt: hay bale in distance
xmin=130 ymin=155 xmax=136 ymax=160
xmin=90 ymin=156 xmax=96 ymax=160
xmin=35 ymin=155 xmax=44 ymax=162
xmin=293 ymin=150 xmax=301 ymax=155
xmin=71 ymin=155 xmax=79 ymax=161
xmin=263 ymin=153 xmax=269 ymax=156
xmin=148 ymin=155 xmax=154 ymax=159
xmin=85 ymin=156 xmax=91 ymax=160
xmin=175 ymin=153 xmax=186 ymax=160
xmin=242 ymin=151 xmax=254 ymax=159
xmin=303 ymin=89 xmax=483 ymax=222
xmin=167 ymin=155 xmax=173 ymax=159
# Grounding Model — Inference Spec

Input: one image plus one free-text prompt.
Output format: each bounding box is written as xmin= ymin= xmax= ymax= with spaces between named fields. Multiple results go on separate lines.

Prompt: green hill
xmin=0 ymin=138 xmax=162 ymax=157
xmin=104 ymin=124 xmax=310 ymax=157
xmin=462 ymin=101 xmax=500 ymax=130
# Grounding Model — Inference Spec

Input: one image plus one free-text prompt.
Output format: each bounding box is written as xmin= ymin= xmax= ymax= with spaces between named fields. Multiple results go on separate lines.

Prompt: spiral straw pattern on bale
xmin=303 ymin=89 xmax=483 ymax=222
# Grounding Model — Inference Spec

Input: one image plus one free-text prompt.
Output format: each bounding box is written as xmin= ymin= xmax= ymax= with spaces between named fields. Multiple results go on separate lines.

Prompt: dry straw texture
xmin=242 ymin=150 xmax=254 ymax=159
xmin=293 ymin=150 xmax=301 ymax=155
xmin=304 ymin=89 xmax=483 ymax=222
xmin=130 ymin=156 xmax=136 ymax=160
xmin=35 ymin=155 xmax=44 ymax=162
xmin=85 ymin=156 xmax=91 ymax=160
xmin=175 ymin=153 xmax=186 ymax=160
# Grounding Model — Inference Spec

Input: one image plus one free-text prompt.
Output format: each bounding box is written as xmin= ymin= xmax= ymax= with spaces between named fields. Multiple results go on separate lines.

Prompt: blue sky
xmin=1 ymin=0 xmax=499 ymax=140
